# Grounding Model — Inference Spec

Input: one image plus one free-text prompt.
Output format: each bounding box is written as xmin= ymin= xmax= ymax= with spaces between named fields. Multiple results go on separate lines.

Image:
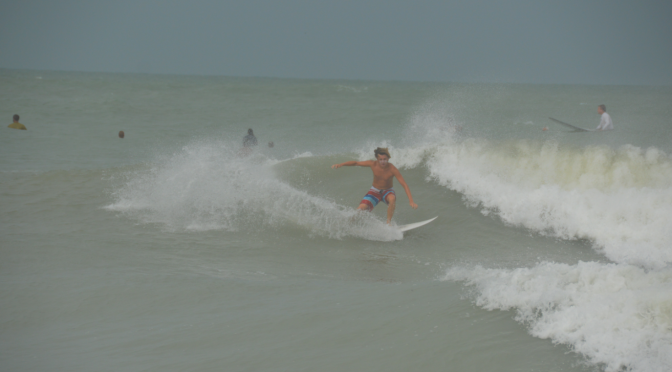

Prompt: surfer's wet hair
xmin=374 ymin=147 xmax=391 ymax=159
xmin=248 ymin=128 xmax=253 ymax=135
xmin=598 ymin=104 xmax=606 ymax=111
xmin=13 ymin=114 xmax=19 ymax=121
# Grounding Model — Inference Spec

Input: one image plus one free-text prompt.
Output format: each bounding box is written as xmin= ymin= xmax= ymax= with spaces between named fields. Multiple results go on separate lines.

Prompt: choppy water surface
xmin=1 ymin=69 xmax=671 ymax=372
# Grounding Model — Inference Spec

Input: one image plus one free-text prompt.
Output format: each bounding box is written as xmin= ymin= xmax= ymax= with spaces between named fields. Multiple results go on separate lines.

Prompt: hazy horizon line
xmin=2 ymin=66 xmax=671 ymax=88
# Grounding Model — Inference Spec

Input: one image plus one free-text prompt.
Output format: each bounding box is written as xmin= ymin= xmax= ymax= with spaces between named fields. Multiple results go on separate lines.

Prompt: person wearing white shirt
xmin=596 ymin=104 xmax=614 ymax=130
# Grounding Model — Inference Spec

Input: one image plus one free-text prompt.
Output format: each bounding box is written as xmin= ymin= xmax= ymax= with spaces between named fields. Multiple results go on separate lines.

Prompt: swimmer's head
xmin=118 ymin=130 xmax=125 ymax=138
xmin=13 ymin=114 xmax=19 ymax=122
xmin=248 ymin=128 xmax=254 ymax=135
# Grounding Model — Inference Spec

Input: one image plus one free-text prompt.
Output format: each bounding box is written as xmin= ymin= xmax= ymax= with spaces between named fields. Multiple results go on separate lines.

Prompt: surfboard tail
xmin=548 ymin=117 xmax=592 ymax=132
xmin=398 ymin=216 xmax=438 ymax=232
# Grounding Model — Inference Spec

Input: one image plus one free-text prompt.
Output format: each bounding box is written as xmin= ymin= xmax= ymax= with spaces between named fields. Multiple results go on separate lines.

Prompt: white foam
xmin=423 ymin=139 xmax=672 ymax=268
xmin=105 ymin=140 xmax=400 ymax=241
xmin=443 ymin=262 xmax=672 ymax=372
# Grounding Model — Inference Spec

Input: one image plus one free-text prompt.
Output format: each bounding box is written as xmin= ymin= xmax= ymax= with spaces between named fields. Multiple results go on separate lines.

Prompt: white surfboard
xmin=549 ymin=117 xmax=594 ymax=132
xmin=398 ymin=216 xmax=438 ymax=232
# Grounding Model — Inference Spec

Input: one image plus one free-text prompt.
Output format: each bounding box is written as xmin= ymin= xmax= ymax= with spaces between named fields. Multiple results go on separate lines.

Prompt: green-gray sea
xmin=2 ymin=69 xmax=671 ymax=372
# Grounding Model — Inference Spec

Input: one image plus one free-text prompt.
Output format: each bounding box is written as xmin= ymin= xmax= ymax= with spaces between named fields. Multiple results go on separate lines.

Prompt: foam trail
xmin=106 ymin=139 xmax=400 ymax=241
xmin=443 ymin=263 xmax=672 ymax=372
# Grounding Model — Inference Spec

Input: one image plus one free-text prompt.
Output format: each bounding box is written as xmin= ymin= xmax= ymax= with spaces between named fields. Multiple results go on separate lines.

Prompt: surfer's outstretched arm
xmin=393 ymin=167 xmax=418 ymax=209
xmin=331 ymin=160 xmax=374 ymax=169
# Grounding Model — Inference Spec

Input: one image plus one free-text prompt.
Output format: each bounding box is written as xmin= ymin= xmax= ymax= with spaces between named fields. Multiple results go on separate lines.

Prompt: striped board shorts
xmin=361 ymin=186 xmax=395 ymax=211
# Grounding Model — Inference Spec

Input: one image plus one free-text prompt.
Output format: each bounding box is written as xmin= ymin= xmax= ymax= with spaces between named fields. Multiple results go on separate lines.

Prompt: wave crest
xmin=423 ymin=139 xmax=672 ymax=268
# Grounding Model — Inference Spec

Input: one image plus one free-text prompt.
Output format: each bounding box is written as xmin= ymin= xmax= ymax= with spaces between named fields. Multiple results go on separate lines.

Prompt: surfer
xmin=331 ymin=147 xmax=418 ymax=224
xmin=243 ymin=129 xmax=258 ymax=147
xmin=8 ymin=114 xmax=26 ymax=130
xmin=239 ymin=129 xmax=258 ymax=156
xmin=596 ymin=104 xmax=614 ymax=131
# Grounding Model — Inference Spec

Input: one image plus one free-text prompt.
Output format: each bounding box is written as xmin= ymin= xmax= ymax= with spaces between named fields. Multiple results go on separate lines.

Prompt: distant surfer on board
xmin=596 ymin=104 xmax=614 ymax=131
xmin=331 ymin=147 xmax=417 ymax=224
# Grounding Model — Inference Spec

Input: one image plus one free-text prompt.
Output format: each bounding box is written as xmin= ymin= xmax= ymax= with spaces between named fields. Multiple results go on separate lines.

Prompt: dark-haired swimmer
xmin=331 ymin=147 xmax=417 ymax=224
xmin=8 ymin=114 xmax=26 ymax=130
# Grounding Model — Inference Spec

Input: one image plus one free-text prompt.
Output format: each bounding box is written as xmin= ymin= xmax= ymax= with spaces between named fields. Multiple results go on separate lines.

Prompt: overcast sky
xmin=1 ymin=0 xmax=671 ymax=85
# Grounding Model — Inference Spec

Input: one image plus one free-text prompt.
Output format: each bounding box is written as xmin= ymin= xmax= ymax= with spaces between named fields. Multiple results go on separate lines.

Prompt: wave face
xmin=426 ymin=139 xmax=672 ymax=268
xmin=443 ymin=263 xmax=672 ymax=372
xmin=384 ymin=110 xmax=672 ymax=372
xmin=353 ymin=111 xmax=672 ymax=268
xmin=105 ymin=139 xmax=401 ymax=241
xmin=351 ymin=106 xmax=672 ymax=267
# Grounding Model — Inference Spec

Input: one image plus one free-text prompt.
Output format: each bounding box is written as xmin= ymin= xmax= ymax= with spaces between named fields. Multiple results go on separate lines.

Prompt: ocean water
xmin=1 ymin=69 xmax=671 ymax=372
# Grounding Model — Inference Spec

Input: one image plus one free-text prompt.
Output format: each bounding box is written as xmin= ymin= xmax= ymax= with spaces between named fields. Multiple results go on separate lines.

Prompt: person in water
xmin=331 ymin=147 xmax=418 ymax=224
xmin=8 ymin=114 xmax=26 ymax=130
xmin=243 ymin=129 xmax=258 ymax=147
xmin=596 ymin=104 xmax=614 ymax=131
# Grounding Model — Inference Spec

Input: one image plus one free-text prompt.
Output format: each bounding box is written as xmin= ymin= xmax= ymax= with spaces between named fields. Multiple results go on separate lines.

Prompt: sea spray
xmin=106 ymin=139 xmax=401 ymax=241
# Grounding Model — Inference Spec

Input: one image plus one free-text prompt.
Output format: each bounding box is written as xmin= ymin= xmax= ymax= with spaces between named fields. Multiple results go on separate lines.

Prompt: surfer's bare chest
xmin=370 ymin=164 xmax=395 ymax=188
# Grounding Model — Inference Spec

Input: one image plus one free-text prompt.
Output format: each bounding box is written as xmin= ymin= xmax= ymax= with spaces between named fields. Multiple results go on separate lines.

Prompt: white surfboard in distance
xmin=398 ymin=216 xmax=438 ymax=232
xmin=549 ymin=117 xmax=594 ymax=132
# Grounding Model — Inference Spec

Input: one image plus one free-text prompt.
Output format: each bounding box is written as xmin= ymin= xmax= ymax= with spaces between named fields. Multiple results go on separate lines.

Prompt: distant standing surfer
xmin=331 ymin=147 xmax=418 ymax=224
xmin=596 ymin=104 xmax=613 ymax=131
xmin=243 ymin=129 xmax=258 ymax=147
xmin=8 ymin=114 xmax=26 ymax=130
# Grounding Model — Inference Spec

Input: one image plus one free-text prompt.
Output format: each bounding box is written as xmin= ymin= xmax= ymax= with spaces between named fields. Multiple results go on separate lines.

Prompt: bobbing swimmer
xmin=8 ymin=114 xmax=26 ymax=130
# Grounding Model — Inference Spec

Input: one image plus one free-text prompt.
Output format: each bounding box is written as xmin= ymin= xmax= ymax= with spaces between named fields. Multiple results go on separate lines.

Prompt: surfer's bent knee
xmin=357 ymin=203 xmax=370 ymax=211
